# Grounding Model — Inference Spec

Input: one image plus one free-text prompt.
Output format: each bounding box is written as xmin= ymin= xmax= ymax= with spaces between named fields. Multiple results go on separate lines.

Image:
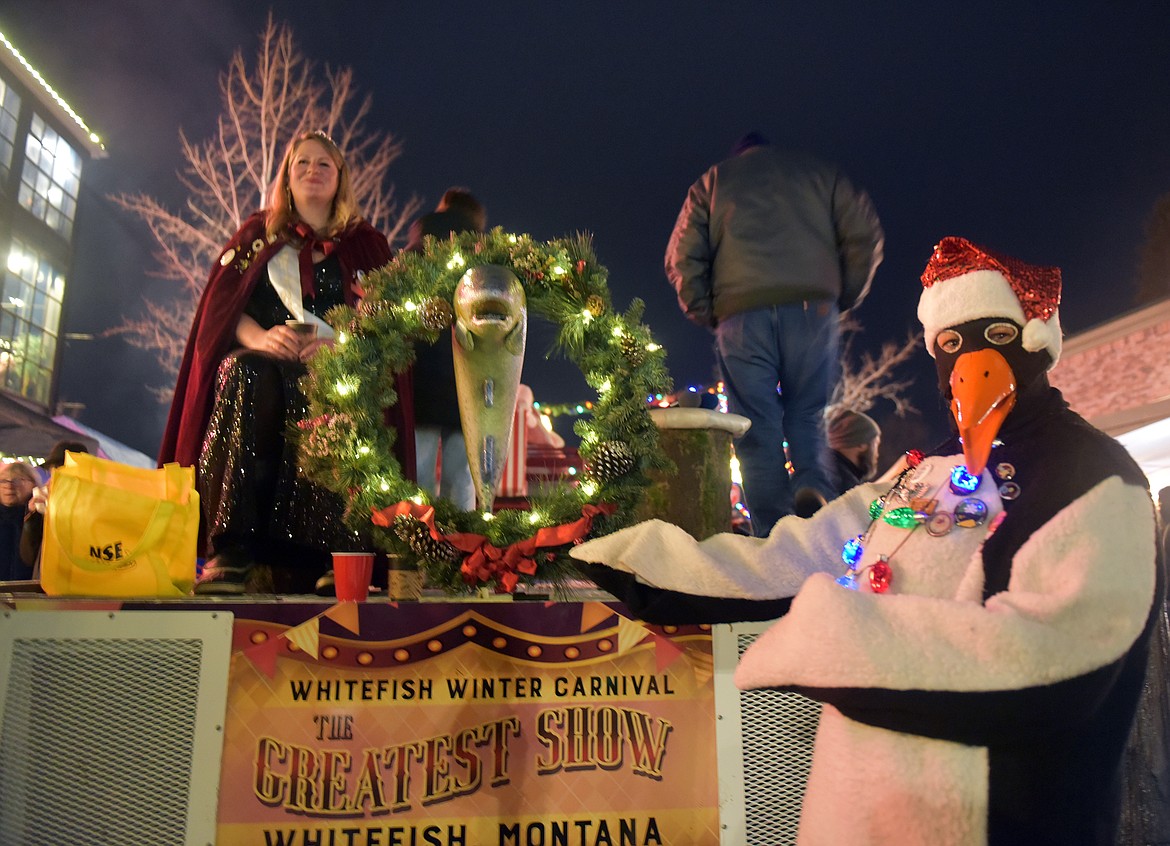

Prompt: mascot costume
xmin=572 ymin=237 xmax=1163 ymax=846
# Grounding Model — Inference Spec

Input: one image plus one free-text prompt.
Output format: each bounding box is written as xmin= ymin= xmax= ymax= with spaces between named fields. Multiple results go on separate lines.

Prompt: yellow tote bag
xmin=40 ymin=452 xmax=200 ymax=597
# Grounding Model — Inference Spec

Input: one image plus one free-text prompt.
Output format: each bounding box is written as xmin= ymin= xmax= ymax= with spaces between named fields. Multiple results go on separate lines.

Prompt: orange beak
xmin=948 ymin=348 xmax=1017 ymax=476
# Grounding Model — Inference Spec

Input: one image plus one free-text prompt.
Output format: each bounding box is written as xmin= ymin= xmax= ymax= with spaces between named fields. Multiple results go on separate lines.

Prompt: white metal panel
xmin=0 ymin=609 xmax=233 ymax=845
xmin=714 ymin=620 xmax=820 ymax=846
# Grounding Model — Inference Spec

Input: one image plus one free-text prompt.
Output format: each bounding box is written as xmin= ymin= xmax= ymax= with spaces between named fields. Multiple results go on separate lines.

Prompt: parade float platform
xmin=0 ymin=398 xmax=797 ymax=844
xmin=0 ymin=589 xmax=817 ymax=846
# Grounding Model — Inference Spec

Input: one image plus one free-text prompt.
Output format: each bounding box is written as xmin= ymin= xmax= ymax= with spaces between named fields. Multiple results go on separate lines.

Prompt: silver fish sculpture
xmin=451 ymin=265 xmax=527 ymax=511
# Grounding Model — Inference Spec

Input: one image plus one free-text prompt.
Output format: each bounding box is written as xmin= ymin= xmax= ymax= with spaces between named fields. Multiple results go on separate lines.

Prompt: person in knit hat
xmin=574 ymin=236 xmax=1161 ymax=845
xmin=826 ymin=409 xmax=881 ymax=495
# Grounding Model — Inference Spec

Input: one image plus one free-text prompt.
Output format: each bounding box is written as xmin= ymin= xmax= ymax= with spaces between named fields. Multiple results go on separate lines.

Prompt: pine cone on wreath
xmin=392 ymin=514 xmax=420 ymax=542
xmin=585 ymin=440 xmax=636 ymax=484
xmin=393 ymin=515 xmax=463 ymax=564
xmin=619 ymin=333 xmax=645 ymax=366
xmin=359 ymin=298 xmax=390 ymax=319
xmin=585 ymin=295 xmax=606 ymax=317
xmin=419 ymin=297 xmax=454 ymax=331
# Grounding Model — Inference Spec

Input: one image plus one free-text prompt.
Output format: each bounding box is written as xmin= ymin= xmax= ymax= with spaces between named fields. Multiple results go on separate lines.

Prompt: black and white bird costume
xmin=572 ymin=237 xmax=1163 ymax=846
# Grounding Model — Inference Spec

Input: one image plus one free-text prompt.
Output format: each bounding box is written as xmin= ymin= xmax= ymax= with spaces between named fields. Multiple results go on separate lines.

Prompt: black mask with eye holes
xmin=933 ymin=317 xmax=1053 ymax=408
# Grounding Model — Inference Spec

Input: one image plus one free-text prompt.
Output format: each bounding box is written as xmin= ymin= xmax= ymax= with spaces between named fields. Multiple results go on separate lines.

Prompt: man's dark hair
xmin=730 ymin=131 xmax=770 ymax=157
xmin=45 ymin=440 xmax=89 ymax=469
xmin=437 ymin=187 xmax=486 ymax=231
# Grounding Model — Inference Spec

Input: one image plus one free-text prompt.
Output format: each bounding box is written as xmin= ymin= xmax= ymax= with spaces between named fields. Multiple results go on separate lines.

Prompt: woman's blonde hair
xmin=1 ymin=461 xmax=38 ymax=485
xmin=266 ymin=130 xmax=360 ymax=239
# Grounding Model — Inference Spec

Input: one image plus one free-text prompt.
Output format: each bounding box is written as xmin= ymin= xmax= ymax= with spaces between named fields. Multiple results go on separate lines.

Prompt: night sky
xmin=2 ymin=1 xmax=1169 ymax=460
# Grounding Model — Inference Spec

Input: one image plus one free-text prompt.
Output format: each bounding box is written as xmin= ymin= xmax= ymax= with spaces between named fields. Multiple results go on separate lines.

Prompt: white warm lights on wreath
xmin=298 ymin=228 xmax=673 ymax=595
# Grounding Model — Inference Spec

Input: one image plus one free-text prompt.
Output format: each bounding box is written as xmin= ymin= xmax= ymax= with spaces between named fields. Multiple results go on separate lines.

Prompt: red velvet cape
xmin=158 ymin=212 xmax=415 ymax=479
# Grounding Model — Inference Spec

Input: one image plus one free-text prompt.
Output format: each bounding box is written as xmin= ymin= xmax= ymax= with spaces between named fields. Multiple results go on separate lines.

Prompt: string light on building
xmin=0 ymin=30 xmax=105 ymax=153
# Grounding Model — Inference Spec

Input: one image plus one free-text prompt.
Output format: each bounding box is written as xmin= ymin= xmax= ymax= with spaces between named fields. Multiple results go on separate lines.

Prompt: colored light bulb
xmin=882 ymin=507 xmax=919 ymax=529
xmin=869 ymin=560 xmax=893 ymax=594
xmin=836 ymin=573 xmax=859 ymax=590
xmin=949 ymin=464 xmax=980 ymax=495
xmin=841 ymin=535 xmax=864 ymax=568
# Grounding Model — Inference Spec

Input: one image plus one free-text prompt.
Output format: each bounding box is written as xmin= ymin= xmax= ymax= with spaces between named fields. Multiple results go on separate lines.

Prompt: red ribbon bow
xmin=371 ymin=500 xmax=617 ymax=593
xmin=292 ymin=222 xmax=337 ymax=299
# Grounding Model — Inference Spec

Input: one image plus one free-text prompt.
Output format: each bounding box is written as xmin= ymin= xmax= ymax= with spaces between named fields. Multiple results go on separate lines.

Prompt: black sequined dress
xmin=198 ymin=254 xmax=359 ymax=591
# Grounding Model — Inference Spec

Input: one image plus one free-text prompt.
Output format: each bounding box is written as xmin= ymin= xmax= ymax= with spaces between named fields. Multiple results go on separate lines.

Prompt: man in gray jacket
xmin=666 ymin=133 xmax=883 ymax=536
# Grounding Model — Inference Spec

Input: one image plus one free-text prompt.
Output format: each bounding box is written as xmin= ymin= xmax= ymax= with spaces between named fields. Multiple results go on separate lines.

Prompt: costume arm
xmin=664 ymin=174 xmax=716 ymax=328
xmin=571 ymin=483 xmax=875 ymax=621
xmin=831 ymin=173 xmax=884 ymax=312
xmin=735 ymin=476 xmax=1157 ymax=743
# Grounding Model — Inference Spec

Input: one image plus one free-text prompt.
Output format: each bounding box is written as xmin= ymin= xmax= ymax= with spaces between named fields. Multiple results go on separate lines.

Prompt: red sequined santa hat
xmin=917 ymin=236 xmax=1063 ymax=368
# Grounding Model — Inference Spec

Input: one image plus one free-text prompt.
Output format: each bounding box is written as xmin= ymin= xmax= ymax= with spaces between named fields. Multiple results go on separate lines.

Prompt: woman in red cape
xmin=159 ymin=130 xmax=414 ymax=594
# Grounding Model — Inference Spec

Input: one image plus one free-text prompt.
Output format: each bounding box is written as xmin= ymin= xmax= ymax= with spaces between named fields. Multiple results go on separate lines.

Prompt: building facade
xmin=0 ymin=30 xmax=104 ymax=413
xmin=1049 ymin=297 xmax=1170 ymax=494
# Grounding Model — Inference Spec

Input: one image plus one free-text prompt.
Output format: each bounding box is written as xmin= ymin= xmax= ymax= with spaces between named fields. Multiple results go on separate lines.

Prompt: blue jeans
xmin=415 ymin=426 xmax=475 ymax=510
xmin=715 ymin=302 xmax=839 ymax=536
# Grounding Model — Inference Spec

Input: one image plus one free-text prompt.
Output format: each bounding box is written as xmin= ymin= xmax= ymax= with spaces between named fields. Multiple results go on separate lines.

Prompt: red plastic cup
xmin=332 ymin=552 xmax=375 ymax=602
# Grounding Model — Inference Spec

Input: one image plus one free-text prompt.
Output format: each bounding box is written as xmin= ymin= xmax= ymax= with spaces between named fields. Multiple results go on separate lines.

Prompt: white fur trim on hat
xmin=917 ymin=269 xmax=1061 ymax=368
xmin=1023 ymin=312 xmax=1062 ymax=367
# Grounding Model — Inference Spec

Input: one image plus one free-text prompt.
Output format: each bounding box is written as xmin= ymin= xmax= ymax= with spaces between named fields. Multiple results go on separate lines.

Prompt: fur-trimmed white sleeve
xmin=570 ymin=482 xmax=877 ymax=599
xmin=734 ymin=476 xmax=1157 ymax=692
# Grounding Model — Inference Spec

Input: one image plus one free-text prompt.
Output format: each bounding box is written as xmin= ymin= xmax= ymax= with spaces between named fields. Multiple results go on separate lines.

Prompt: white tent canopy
xmin=49 ymin=415 xmax=155 ymax=468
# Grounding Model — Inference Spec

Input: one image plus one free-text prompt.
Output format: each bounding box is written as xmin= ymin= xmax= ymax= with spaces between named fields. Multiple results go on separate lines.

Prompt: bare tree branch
xmin=104 ymin=12 xmax=421 ymax=400
xmin=828 ymin=317 xmax=924 ymax=420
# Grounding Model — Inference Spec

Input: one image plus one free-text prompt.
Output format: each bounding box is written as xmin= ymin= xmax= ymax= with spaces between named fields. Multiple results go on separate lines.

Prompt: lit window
xmin=18 ymin=113 xmax=82 ymax=241
xmin=0 ymin=239 xmax=64 ymax=404
xmin=0 ymin=78 xmax=19 ymax=181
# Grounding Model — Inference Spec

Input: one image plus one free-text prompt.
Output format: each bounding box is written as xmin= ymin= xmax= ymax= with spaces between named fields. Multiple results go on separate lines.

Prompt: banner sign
xmin=217 ymin=601 xmax=719 ymax=846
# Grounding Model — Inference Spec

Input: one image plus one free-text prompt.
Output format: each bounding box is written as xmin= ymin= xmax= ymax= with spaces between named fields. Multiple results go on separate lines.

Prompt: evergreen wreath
xmin=299 ymin=228 xmax=672 ymax=595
